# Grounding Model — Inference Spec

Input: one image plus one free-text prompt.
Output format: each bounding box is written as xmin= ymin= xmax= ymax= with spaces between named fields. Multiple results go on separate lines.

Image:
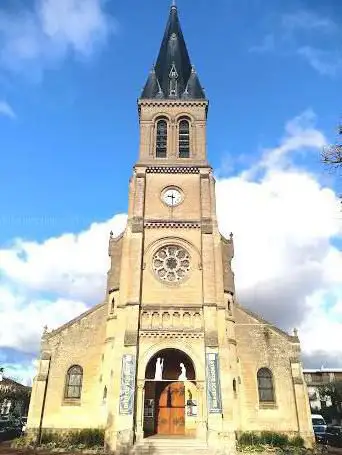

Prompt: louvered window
xmin=179 ymin=119 xmax=190 ymax=158
xmin=156 ymin=119 xmax=168 ymax=158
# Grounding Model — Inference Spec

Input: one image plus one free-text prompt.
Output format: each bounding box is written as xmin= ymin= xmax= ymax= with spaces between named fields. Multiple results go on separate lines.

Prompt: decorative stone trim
xmin=205 ymin=331 xmax=219 ymax=347
xmin=139 ymin=331 xmax=204 ymax=340
xmin=105 ymin=336 xmax=115 ymax=343
xmin=36 ymin=374 xmax=48 ymax=382
xmin=201 ymin=218 xmax=213 ymax=234
xmin=131 ymin=217 xmax=143 ymax=233
xmin=138 ymin=100 xmax=208 ymax=108
xmin=61 ymin=399 xmax=81 ymax=407
xmin=41 ymin=352 xmax=51 ymax=360
xmin=141 ymin=309 xmax=203 ymax=330
xmin=293 ymin=378 xmax=304 ymax=385
xmin=259 ymin=402 xmax=278 ymax=409
xmin=227 ymin=338 xmax=237 ymax=345
xmin=289 ymin=357 xmax=300 ymax=363
xmin=146 ymin=166 xmax=200 ymax=174
xmin=145 ymin=221 xmax=201 ymax=229
xmin=124 ymin=330 xmax=138 ymax=346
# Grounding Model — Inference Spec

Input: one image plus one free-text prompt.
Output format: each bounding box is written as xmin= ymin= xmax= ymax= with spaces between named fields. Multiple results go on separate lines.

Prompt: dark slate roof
xmin=140 ymin=5 xmax=206 ymax=100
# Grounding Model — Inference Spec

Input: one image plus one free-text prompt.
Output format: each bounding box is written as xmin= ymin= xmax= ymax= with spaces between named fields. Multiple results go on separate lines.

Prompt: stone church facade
xmin=27 ymin=5 xmax=314 ymax=454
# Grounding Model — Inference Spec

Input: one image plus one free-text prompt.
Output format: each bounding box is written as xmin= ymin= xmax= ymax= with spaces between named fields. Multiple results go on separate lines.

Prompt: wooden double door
xmin=156 ymin=382 xmax=185 ymax=435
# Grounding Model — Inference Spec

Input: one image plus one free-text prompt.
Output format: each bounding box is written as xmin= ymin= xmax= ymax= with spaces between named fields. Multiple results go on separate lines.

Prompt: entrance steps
xmin=130 ymin=437 xmax=212 ymax=455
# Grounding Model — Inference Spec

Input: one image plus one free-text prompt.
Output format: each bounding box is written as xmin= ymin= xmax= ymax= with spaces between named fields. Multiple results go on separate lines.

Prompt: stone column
xmin=196 ymin=383 xmax=207 ymax=441
xmin=135 ymin=380 xmax=145 ymax=442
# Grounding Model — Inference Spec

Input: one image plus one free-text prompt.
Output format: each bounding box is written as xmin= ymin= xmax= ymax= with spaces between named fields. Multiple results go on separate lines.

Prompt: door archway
xmin=143 ymin=348 xmax=196 ymax=437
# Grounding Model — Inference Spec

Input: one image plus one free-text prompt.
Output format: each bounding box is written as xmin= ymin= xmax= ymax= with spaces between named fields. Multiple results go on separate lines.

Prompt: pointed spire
xmin=140 ymin=4 xmax=205 ymax=100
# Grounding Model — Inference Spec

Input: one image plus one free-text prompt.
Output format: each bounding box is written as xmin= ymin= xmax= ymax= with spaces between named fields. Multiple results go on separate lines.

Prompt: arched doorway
xmin=144 ymin=349 xmax=196 ymax=437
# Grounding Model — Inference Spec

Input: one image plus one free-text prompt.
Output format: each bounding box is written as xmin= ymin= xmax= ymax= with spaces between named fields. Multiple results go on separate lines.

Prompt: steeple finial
xmin=171 ymin=0 xmax=176 ymax=8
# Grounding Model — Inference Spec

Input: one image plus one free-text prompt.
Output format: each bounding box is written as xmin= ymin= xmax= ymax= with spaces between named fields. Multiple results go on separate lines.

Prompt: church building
xmin=27 ymin=4 xmax=314 ymax=454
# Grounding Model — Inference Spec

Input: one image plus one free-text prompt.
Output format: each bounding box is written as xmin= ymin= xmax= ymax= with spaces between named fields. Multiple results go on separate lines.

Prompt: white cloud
xmin=0 ymin=0 xmax=114 ymax=75
xmin=252 ymin=9 xmax=342 ymax=77
xmin=0 ymin=100 xmax=15 ymax=118
xmin=216 ymin=110 xmax=342 ymax=366
xmin=297 ymin=46 xmax=342 ymax=77
xmin=0 ymin=111 xmax=341 ymax=369
xmin=0 ymin=214 xmax=127 ymax=353
xmin=282 ymin=11 xmax=336 ymax=33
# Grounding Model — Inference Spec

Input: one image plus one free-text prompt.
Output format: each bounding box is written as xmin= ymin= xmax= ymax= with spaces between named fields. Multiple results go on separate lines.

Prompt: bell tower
xmin=105 ymin=3 xmax=237 ymax=452
xmin=137 ymin=2 xmax=208 ymax=166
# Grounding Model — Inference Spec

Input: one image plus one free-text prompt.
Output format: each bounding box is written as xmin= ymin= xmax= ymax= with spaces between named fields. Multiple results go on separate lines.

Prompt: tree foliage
xmin=317 ymin=380 xmax=342 ymax=423
xmin=0 ymin=366 xmax=31 ymax=416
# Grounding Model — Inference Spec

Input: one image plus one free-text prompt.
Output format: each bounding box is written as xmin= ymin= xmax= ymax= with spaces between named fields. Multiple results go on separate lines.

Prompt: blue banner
xmin=119 ymin=354 xmax=136 ymax=415
xmin=206 ymin=352 xmax=222 ymax=413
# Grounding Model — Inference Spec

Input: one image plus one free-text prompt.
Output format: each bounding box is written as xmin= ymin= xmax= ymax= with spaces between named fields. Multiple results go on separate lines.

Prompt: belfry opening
xmin=143 ymin=349 xmax=197 ymax=437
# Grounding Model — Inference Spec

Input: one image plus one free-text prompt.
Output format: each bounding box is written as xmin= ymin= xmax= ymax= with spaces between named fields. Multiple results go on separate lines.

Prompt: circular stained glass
xmin=152 ymin=245 xmax=191 ymax=283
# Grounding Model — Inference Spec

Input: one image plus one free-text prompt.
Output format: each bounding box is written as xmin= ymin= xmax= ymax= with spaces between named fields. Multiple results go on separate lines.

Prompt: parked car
xmin=21 ymin=416 xmax=27 ymax=435
xmin=311 ymin=414 xmax=327 ymax=443
xmin=326 ymin=426 xmax=342 ymax=448
xmin=0 ymin=420 xmax=21 ymax=442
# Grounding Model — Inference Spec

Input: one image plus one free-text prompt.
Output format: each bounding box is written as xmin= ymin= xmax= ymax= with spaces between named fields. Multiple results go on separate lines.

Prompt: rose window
xmin=153 ymin=245 xmax=191 ymax=283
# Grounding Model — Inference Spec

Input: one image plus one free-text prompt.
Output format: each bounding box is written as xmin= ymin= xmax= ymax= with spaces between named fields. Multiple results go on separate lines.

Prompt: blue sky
xmin=0 ymin=0 xmax=341 ymax=383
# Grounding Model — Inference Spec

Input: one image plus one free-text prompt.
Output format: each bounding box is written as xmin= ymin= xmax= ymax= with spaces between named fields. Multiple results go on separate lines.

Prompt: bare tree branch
xmin=321 ymin=144 xmax=342 ymax=170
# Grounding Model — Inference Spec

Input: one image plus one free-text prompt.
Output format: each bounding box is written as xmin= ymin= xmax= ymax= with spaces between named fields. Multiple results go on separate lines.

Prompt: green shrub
xmin=39 ymin=428 xmax=105 ymax=449
xmin=238 ymin=432 xmax=261 ymax=446
xmin=289 ymin=436 xmax=305 ymax=447
xmin=260 ymin=431 xmax=289 ymax=447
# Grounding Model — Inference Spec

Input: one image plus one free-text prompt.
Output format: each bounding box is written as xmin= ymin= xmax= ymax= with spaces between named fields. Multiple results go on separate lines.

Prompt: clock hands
xmin=167 ymin=192 xmax=176 ymax=206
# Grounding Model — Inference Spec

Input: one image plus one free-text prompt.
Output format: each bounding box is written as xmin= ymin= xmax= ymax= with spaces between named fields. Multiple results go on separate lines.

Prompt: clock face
xmin=162 ymin=188 xmax=182 ymax=207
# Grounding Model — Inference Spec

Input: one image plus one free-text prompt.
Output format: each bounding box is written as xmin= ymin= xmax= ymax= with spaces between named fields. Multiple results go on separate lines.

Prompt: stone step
xmin=130 ymin=438 xmax=212 ymax=455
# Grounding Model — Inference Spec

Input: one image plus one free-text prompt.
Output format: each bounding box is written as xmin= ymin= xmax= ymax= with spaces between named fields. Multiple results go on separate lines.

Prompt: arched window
xmin=65 ymin=365 xmax=83 ymax=399
xmin=178 ymin=119 xmax=190 ymax=158
xmin=257 ymin=368 xmax=275 ymax=402
xmin=156 ymin=119 xmax=168 ymax=158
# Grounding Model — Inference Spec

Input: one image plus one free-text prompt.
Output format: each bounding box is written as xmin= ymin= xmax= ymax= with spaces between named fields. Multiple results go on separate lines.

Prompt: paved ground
xmin=1 ymin=441 xmax=342 ymax=455
xmin=0 ymin=442 xmax=76 ymax=455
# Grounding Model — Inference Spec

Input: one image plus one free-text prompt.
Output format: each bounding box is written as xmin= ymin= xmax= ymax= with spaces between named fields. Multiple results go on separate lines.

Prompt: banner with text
xmin=119 ymin=354 xmax=136 ymax=415
xmin=206 ymin=352 xmax=222 ymax=414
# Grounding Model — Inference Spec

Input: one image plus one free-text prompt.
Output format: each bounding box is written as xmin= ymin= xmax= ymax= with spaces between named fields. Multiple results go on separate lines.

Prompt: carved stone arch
xmin=151 ymin=112 xmax=172 ymax=123
xmin=174 ymin=112 xmax=195 ymax=124
xmin=137 ymin=339 xmax=204 ymax=381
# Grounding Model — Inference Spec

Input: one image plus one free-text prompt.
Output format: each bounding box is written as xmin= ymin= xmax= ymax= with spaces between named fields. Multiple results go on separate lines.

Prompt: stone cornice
xmin=144 ymin=220 xmax=201 ymax=229
xmin=146 ymin=166 xmax=200 ymax=174
xmin=138 ymin=99 xmax=208 ymax=108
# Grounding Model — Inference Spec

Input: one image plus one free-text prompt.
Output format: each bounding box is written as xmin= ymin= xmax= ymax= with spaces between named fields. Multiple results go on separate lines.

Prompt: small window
xmin=103 ymin=386 xmax=107 ymax=403
xmin=257 ymin=368 xmax=275 ymax=402
xmin=110 ymin=297 xmax=115 ymax=314
xmin=178 ymin=119 xmax=190 ymax=158
xmin=156 ymin=119 xmax=168 ymax=158
xmin=65 ymin=365 xmax=83 ymax=399
xmin=233 ymin=378 xmax=237 ymax=394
